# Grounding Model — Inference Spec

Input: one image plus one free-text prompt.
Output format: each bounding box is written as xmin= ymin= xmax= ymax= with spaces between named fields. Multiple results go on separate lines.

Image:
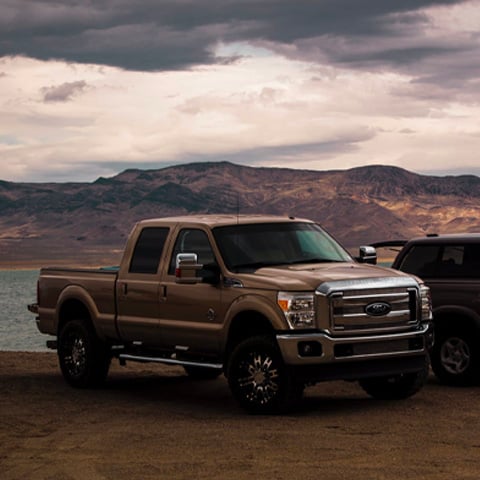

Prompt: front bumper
xmin=276 ymin=322 xmax=432 ymax=367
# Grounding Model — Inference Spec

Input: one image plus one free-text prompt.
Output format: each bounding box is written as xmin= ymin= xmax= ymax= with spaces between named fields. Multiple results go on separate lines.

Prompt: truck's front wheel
xmin=58 ymin=319 xmax=111 ymax=388
xmin=227 ymin=336 xmax=302 ymax=414
xmin=359 ymin=357 xmax=429 ymax=400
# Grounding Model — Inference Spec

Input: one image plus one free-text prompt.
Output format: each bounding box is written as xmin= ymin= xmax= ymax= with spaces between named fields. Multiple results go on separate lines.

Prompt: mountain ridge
xmin=1 ymin=162 xmax=479 ymax=267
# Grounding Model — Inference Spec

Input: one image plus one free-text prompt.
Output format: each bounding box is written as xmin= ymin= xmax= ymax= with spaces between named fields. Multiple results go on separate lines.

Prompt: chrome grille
xmin=316 ymin=277 xmax=419 ymax=336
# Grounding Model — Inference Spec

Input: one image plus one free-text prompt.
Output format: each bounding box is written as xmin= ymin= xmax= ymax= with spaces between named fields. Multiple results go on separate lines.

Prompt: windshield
xmin=213 ymin=222 xmax=352 ymax=272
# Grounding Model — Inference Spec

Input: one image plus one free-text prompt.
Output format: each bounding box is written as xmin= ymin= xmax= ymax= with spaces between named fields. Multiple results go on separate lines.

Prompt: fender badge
xmin=207 ymin=308 xmax=216 ymax=321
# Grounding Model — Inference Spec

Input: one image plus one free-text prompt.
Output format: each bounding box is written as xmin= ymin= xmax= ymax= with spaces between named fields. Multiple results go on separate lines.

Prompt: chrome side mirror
xmin=358 ymin=246 xmax=377 ymax=265
xmin=175 ymin=253 xmax=202 ymax=284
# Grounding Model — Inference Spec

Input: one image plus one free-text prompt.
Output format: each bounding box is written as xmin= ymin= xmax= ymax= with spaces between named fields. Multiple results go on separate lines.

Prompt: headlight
xmin=277 ymin=292 xmax=315 ymax=329
xmin=419 ymin=284 xmax=433 ymax=321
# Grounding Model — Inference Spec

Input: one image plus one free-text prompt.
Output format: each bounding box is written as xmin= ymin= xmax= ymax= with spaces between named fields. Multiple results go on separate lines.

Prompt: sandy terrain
xmin=1 ymin=352 xmax=479 ymax=480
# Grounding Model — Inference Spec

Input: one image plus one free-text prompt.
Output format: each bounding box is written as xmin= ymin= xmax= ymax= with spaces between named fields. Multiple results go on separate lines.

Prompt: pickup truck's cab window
xmin=168 ymin=229 xmax=217 ymax=275
xmin=129 ymin=227 xmax=169 ymax=274
xmin=213 ymin=222 xmax=351 ymax=272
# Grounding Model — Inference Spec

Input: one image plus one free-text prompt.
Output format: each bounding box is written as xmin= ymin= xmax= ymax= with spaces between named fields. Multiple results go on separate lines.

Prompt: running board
xmin=118 ymin=353 xmax=223 ymax=370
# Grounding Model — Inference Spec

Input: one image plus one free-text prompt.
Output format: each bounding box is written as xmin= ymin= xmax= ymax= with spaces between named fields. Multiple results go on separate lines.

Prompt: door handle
xmin=159 ymin=284 xmax=167 ymax=302
xmin=122 ymin=283 xmax=128 ymax=295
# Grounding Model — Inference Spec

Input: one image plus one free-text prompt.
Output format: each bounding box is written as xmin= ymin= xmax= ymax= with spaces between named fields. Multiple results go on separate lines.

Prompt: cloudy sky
xmin=1 ymin=0 xmax=479 ymax=182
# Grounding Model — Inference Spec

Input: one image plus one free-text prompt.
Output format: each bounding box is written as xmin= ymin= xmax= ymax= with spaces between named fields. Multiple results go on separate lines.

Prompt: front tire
xmin=431 ymin=327 xmax=478 ymax=386
xmin=359 ymin=357 xmax=429 ymax=400
xmin=58 ymin=319 xmax=111 ymax=388
xmin=227 ymin=336 xmax=302 ymax=414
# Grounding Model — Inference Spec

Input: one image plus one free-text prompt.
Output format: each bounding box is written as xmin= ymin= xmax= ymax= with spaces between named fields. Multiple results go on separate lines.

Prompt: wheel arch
xmin=433 ymin=305 xmax=480 ymax=334
xmin=225 ymin=310 xmax=276 ymax=357
xmin=222 ymin=294 xmax=286 ymax=363
xmin=56 ymin=286 xmax=104 ymax=340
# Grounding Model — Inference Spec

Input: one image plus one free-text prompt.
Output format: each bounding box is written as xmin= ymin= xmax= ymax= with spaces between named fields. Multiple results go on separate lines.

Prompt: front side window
xmin=168 ymin=229 xmax=217 ymax=275
xmin=129 ymin=227 xmax=169 ymax=274
xmin=213 ymin=222 xmax=351 ymax=272
xmin=399 ymin=245 xmax=440 ymax=277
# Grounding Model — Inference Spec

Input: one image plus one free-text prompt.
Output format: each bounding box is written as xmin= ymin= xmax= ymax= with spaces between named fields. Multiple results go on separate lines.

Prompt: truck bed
xmin=36 ymin=266 xmax=119 ymax=338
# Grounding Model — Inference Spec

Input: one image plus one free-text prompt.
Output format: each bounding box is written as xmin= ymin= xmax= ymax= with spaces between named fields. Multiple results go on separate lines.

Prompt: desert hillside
xmin=1 ymin=162 xmax=479 ymax=267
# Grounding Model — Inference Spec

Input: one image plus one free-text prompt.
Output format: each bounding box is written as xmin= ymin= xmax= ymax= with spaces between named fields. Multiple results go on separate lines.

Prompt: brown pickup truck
xmin=29 ymin=215 xmax=433 ymax=413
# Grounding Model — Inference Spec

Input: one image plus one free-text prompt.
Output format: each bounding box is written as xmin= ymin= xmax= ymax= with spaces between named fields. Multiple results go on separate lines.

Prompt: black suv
xmin=378 ymin=234 xmax=480 ymax=385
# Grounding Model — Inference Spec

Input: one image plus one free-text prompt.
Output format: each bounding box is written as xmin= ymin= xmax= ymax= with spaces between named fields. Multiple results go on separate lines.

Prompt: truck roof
xmin=136 ymin=214 xmax=314 ymax=228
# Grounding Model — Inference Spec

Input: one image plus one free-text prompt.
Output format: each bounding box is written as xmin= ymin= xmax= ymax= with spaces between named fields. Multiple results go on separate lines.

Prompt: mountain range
xmin=1 ymin=161 xmax=479 ymax=267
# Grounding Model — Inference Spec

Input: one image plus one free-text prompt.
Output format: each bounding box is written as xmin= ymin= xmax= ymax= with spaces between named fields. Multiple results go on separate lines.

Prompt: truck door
xmin=116 ymin=226 xmax=170 ymax=344
xmin=159 ymin=228 xmax=225 ymax=356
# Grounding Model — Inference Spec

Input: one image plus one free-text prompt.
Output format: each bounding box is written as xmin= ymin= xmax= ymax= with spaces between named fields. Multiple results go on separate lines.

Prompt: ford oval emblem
xmin=365 ymin=301 xmax=391 ymax=317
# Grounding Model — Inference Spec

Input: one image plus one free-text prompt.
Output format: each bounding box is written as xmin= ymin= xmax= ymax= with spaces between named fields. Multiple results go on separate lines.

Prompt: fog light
xmin=298 ymin=341 xmax=322 ymax=357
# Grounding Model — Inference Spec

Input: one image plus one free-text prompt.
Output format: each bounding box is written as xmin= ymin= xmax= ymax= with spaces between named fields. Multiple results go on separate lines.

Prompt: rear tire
xmin=359 ymin=357 xmax=429 ymax=400
xmin=227 ymin=336 xmax=303 ymax=414
xmin=58 ymin=319 xmax=111 ymax=388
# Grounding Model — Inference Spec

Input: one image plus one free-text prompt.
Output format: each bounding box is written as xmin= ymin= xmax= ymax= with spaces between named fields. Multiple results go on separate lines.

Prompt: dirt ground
xmin=1 ymin=352 xmax=479 ymax=480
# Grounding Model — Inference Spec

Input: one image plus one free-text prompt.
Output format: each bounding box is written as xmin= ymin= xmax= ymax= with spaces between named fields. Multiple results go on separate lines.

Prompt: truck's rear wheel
xmin=58 ymin=319 xmax=111 ymax=388
xmin=359 ymin=357 xmax=429 ymax=400
xmin=227 ymin=336 xmax=302 ymax=414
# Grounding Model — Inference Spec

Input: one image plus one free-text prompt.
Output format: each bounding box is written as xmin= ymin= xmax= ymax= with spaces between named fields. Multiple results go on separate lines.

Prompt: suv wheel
xmin=227 ymin=336 xmax=303 ymax=414
xmin=431 ymin=328 xmax=478 ymax=386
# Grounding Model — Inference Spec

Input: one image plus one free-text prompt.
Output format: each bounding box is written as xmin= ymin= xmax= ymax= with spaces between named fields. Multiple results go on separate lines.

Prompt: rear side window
xmin=399 ymin=243 xmax=480 ymax=278
xmin=129 ymin=227 xmax=169 ymax=274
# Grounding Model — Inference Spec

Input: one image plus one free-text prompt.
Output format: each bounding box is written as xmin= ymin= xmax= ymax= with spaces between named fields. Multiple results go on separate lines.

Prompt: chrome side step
xmin=118 ymin=353 xmax=223 ymax=371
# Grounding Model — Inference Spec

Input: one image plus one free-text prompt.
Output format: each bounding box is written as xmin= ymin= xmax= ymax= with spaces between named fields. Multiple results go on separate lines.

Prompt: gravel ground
xmin=1 ymin=352 xmax=479 ymax=480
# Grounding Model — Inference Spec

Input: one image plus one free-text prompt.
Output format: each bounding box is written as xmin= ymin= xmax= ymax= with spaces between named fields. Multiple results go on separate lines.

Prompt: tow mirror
xmin=175 ymin=253 xmax=202 ymax=284
xmin=357 ymin=246 xmax=377 ymax=265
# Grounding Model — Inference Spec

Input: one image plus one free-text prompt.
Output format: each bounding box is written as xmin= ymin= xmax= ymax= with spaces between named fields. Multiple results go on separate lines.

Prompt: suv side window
xmin=463 ymin=244 xmax=480 ymax=277
xmin=399 ymin=245 xmax=440 ymax=277
xmin=438 ymin=245 xmax=465 ymax=276
xmin=439 ymin=244 xmax=480 ymax=278
xmin=400 ymin=243 xmax=480 ymax=278
xmin=168 ymin=229 xmax=217 ymax=275
xmin=129 ymin=227 xmax=169 ymax=274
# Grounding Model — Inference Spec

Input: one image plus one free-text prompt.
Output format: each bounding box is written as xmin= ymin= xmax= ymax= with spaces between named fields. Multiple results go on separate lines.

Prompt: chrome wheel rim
xmin=63 ymin=333 xmax=87 ymax=377
xmin=440 ymin=337 xmax=471 ymax=375
xmin=237 ymin=352 xmax=280 ymax=405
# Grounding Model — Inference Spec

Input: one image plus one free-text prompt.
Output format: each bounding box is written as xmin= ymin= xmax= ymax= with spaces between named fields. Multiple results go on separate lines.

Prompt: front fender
xmin=221 ymin=292 xmax=287 ymax=346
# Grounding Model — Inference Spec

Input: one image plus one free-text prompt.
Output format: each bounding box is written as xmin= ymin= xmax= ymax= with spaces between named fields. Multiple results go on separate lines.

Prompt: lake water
xmin=0 ymin=270 xmax=54 ymax=351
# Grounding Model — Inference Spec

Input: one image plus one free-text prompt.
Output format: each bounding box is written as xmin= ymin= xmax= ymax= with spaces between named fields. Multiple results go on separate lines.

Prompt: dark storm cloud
xmin=0 ymin=0 xmax=470 ymax=71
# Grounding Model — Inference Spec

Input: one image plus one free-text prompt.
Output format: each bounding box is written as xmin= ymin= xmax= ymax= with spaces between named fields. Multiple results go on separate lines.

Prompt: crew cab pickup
xmin=29 ymin=215 xmax=433 ymax=413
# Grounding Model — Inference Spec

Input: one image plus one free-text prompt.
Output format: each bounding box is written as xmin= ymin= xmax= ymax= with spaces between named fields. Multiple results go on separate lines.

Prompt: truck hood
xmin=234 ymin=261 xmax=415 ymax=291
